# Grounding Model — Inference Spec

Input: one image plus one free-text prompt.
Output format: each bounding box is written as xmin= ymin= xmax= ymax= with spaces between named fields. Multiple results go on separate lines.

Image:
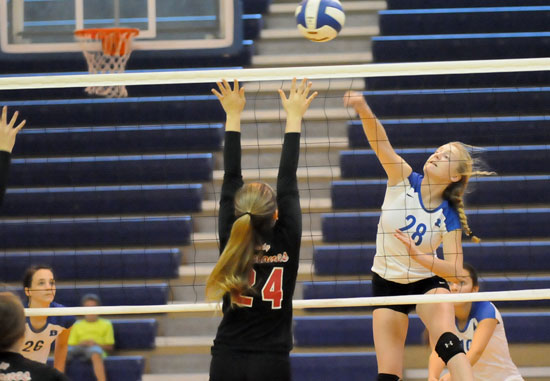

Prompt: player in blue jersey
xmin=1 ymin=292 xmax=68 ymax=381
xmin=0 ymin=106 xmax=26 ymax=206
xmin=345 ymin=91 xmax=492 ymax=381
xmin=21 ymin=265 xmax=75 ymax=373
xmin=429 ymin=263 xmax=523 ymax=381
xmin=206 ymin=78 xmax=317 ymax=381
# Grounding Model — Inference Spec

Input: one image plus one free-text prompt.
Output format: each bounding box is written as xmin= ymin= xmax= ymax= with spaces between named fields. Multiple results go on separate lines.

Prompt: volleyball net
xmin=1 ymin=60 xmax=550 ymax=375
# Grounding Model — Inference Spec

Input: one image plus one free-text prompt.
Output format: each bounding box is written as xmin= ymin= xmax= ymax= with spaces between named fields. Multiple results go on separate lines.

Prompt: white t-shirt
xmin=21 ymin=302 xmax=75 ymax=364
xmin=372 ymin=172 xmax=461 ymax=284
xmin=457 ymin=301 xmax=523 ymax=381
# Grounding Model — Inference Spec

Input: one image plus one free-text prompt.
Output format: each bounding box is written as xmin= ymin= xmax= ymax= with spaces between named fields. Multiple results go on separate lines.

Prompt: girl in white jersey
xmin=344 ymin=91 xmax=492 ymax=381
xmin=429 ymin=263 xmax=523 ymax=381
xmin=22 ymin=265 xmax=75 ymax=373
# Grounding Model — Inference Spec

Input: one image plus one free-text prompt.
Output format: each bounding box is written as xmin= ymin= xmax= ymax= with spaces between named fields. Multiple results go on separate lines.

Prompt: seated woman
xmin=429 ymin=263 xmax=524 ymax=381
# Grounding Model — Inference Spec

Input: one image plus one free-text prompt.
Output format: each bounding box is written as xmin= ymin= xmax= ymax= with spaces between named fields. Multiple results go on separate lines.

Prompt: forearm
xmin=0 ymin=151 xmax=10 ymax=206
xmin=285 ymin=114 xmax=302 ymax=134
xmin=466 ymin=349 xmax=482 ymax=367
xmin=53 ymin=342 xmax=68 ymax=372
xmin=225 ymin=113 xmax=241 ymax=133
xmin=412 ymin=253 xmax=465 ymax=283
xmin=277 ymin=132 xmax=300 ymax=195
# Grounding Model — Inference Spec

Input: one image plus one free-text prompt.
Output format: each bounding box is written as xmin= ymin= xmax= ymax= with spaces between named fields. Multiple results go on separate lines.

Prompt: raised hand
xmin=278 ymin=77 xmax=318 ymax=119
xmin=0 ymin=106 xmax=26 ymax=153
xmin=212 ymin=79 xmax=246 ymax=117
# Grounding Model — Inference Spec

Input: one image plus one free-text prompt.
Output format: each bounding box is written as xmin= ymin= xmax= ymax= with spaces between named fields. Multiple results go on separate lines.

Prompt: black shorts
xmin=210 ymin=350 xmax=291 ymax=381
xmin=372 ymin=271 xmax=450 ymax=315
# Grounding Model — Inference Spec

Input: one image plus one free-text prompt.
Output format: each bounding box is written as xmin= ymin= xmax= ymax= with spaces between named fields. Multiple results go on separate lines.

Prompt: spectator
xmin=67 ymin=294 xmax=114 ymax=381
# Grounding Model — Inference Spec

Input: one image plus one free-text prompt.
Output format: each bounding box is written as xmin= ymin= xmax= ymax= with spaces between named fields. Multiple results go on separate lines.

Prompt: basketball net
xmin=74 ymin=28 xmax=139 ymax=98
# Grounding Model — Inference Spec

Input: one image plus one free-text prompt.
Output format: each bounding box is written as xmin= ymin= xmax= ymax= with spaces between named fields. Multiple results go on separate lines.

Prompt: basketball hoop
xmin=74 ymin=28 xmax=139 ymax=98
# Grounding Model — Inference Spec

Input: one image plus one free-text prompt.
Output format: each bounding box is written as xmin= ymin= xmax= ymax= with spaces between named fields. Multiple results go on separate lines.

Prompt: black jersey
xmin=0 ymin=352 xmax=68 ymax=381
xmin=212 ymin=132 xmax=302 ymax=354
xmin=0 ymin=151 xmax=10 ymax=206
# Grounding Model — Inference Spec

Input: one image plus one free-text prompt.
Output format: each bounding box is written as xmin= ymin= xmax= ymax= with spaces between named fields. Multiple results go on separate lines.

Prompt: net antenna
xmin=74 ymin=27 xmax=139 ymax=98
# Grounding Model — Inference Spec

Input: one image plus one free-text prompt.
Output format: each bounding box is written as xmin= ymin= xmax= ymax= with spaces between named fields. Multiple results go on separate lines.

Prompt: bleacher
xmin=294 ymin=2 xmax=550 ymax=381
xmin=1 ymin=0 xmax=550 ymax=379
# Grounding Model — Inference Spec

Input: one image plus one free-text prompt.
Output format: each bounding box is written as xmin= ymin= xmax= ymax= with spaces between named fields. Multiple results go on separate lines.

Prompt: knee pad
xmin=377 ymin=374 xmax=401 ymax=381
xmin=435 ymin=332 xmax=465 ymax=364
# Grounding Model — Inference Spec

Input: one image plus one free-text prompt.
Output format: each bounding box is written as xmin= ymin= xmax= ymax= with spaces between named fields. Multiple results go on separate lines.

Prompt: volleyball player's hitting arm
xmin=0 ymin=106 xmax=26 ymax=206
xmin=343 ymin=91 xmax=411 ymax=186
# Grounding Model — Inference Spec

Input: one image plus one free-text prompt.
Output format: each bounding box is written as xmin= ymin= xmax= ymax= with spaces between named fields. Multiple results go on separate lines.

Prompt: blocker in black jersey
xmin=208 ymin=78 xmax=317 ymax=381
xmin=212 ymin=131 xmax=301 ymax=354
xmin=0 ymin=352 xmax=68 ymax=381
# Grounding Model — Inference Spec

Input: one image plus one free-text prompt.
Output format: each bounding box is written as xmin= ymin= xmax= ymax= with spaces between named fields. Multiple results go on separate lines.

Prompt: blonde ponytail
xmin=445 ymin=143 xmax=495 ymax=242
xmin=206 ymin=182 xmax=277 ymax=304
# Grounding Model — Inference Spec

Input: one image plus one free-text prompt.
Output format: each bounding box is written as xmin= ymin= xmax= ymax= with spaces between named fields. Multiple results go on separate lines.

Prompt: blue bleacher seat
xmin=9 ymin=154 xmax=213 ymax=186
xmin=302 ymin=277 xmax=550 ymax=308
xmin=291 ymin=353 xmax=378 ymax=381
xmin=313 ymin=241 xmax=550 ymax=276
xmin=331 ymin=176 xmax=550 ymax=210
xmin=321 ymin=208 xmax=550 ymax=243
xmin=14 ymin=124 xmax=223 ymax=156
xmin=364 ymin=71 xmax=550 ymax=90
xmin=372 ymin=33 xmax=550 ymax=63
xmin=2 ymin=96 xmax=224 ymax=127
xmin=58 ymin=356 xmax=145 ymax=381
xmin=294 ymin=313 xmax=550 ymax=347
xmin=356 ymin=88 xmax=550 ymax=119
xmin=387 ymin=0 xmax=550 ymax=10
xmin=0 ymin=216 xmax=192 ymax=248
xmin=0 ymin=248 xmax=182 ymax=281
xmin=340 ymin=146 xmax=550 ymax=178
xmin=347 ymin=117 xmax=550 ymax=149
xmin=112 ymin=319 xmax=158 ymax=350
xmin=54 ymin=284 xmax=169 ymax=306
xmin=379 ymin=7 xmax=550 ymax=35
xmin=1 ymin=184 xmax=203 ymax=216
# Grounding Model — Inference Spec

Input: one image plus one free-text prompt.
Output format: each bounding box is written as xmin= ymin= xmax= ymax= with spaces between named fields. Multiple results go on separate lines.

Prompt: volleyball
xmin=295 ymin=0 xmax=345 ymax=42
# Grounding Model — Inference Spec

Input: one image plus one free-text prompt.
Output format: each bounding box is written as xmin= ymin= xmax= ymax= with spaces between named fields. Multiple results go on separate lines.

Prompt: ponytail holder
xmin=239 ymin=212 xmax=252 ymax=218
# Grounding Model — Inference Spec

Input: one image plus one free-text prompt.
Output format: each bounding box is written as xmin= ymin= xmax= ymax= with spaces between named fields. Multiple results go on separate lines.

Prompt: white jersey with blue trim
xmin=21 ymin=302 xmax=75 ymax=364
xmin=372 ymin=172 xmax=461 ymax=284
xmin=457 ymin=301 xmax=523 ymax=381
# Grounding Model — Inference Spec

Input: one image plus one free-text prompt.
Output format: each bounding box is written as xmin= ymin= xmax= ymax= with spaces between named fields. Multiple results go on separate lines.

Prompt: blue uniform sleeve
xmin=442 ymin=204 xmax=461 ymax=232
xmin=470 ymin=301 xmax=497 ymax=322
xmin=408 ymin=171 xmax=422 ymax=191
xmin=51 ymin=302 xmax=76 ymax=329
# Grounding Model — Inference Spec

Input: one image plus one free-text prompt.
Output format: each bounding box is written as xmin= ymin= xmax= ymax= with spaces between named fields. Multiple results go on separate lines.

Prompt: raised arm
xmin=0 ymin=106 xmax=26 ymax=206
xmin=275 ymin=78 xmax=317 ymax=242
xmin=344 ymin=91 xmax=411 ymax=186
xmin=212 ymin=79 xmax=246 ymax=250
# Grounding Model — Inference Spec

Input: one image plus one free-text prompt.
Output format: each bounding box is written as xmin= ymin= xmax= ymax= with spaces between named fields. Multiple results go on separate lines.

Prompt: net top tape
xmin=2 ymin=57 xmax=550 ymax=91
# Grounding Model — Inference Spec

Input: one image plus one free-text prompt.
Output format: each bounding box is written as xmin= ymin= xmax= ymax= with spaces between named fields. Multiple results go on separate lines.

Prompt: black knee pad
xmin=435 ymin=332 xmax=465 ymax=364
xmin=377 ymin=374 xmax=401 ymax=381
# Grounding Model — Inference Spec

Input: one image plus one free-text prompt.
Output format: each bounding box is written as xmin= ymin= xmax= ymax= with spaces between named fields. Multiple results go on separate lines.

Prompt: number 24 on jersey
xmin=233 ymin=267 xmax=284 ymax=309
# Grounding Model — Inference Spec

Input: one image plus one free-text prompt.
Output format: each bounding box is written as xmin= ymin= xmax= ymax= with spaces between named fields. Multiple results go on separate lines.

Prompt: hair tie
xmin=239 ymin=212 xmax=252 ymax=218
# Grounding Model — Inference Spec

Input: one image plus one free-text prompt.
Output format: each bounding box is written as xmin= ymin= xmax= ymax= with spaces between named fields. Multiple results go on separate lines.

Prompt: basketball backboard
xmin=0 ymin=0 xmax=238 ymax=53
